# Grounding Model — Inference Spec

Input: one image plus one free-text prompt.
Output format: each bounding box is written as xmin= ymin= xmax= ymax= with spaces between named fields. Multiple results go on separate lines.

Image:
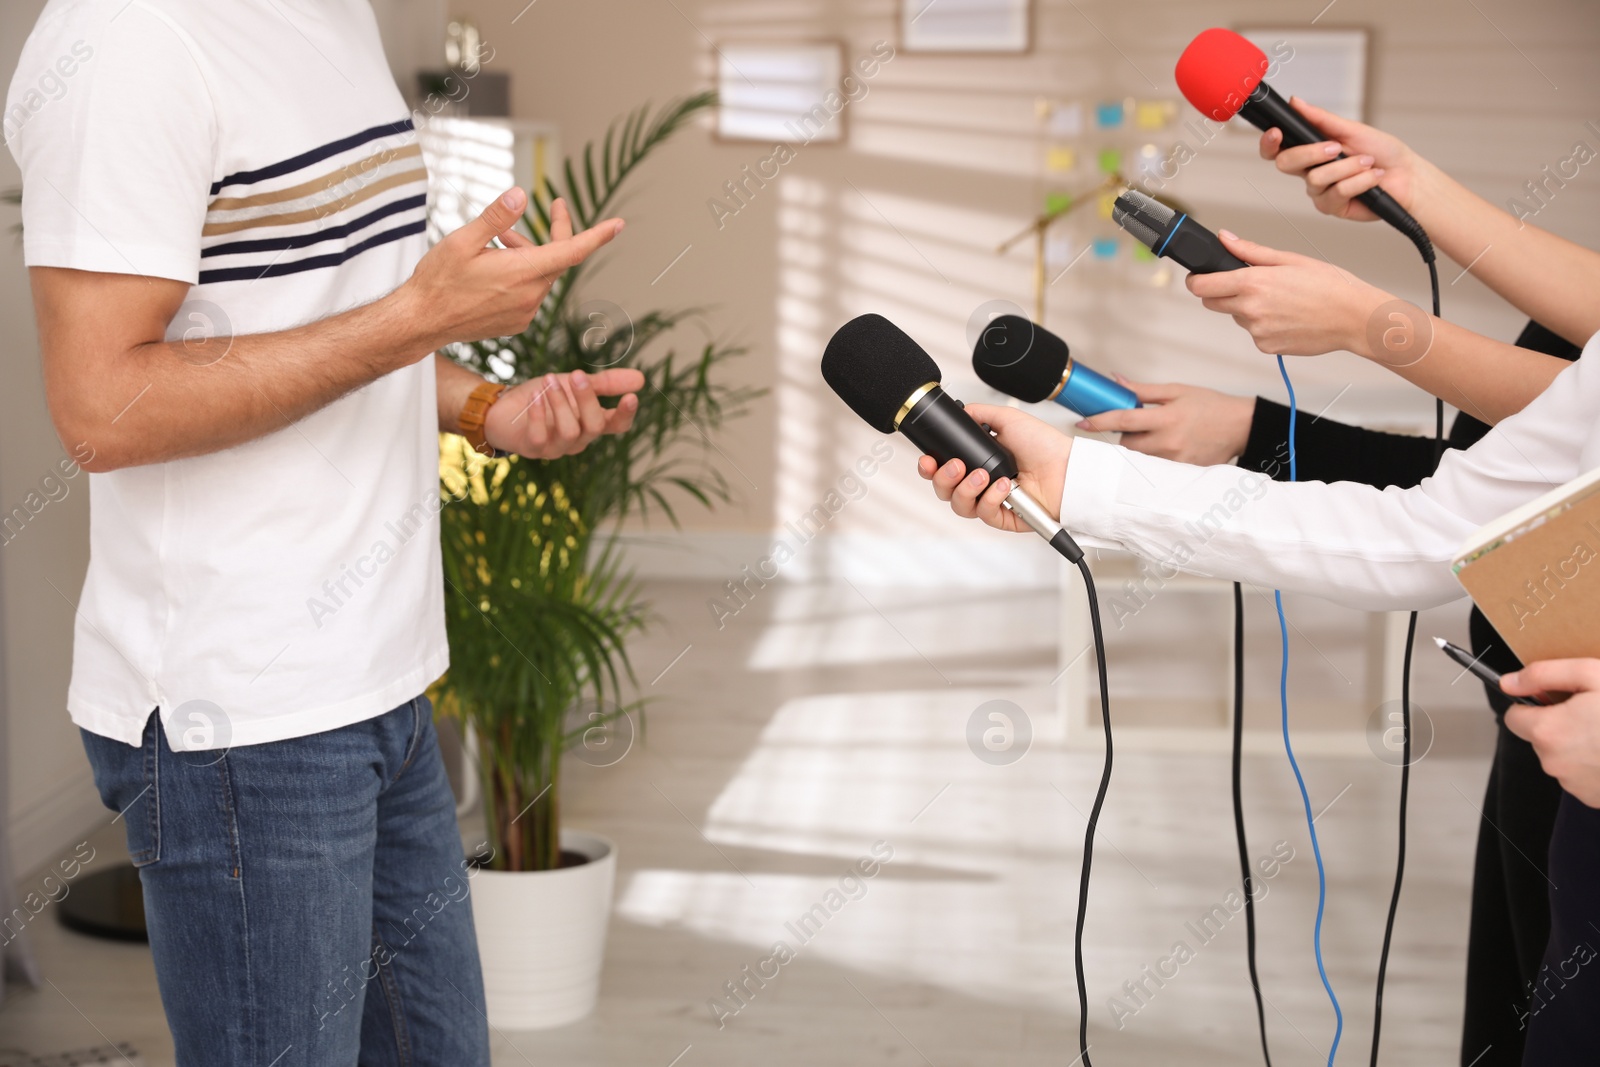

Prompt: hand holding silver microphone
xmin=913 ymin=403 xmax=1073 ymax=539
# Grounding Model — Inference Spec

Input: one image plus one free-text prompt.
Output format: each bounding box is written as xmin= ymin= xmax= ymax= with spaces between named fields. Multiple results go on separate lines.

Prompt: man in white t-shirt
xmin=8 ymin=2 xmax=638 ymax=1062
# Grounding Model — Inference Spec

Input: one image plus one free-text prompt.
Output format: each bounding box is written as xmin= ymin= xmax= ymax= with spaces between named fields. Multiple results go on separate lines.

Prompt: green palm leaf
xmin=433 ymin=93 xmax=763 ymax=871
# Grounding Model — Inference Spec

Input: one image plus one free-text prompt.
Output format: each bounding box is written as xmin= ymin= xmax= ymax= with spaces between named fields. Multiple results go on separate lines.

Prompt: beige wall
xmin=469 ymin=0 xmax=1600 ymax=582
xmin=369 ymin=0 xmax=448 ymax=89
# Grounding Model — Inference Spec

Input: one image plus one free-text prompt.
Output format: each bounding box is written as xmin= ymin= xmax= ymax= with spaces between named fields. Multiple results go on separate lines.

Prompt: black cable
xmin=1397 ymin=220 xmax=1436 ymax=274
xmin=1232 ymin=581 xmax=1273 ymax=1066
xmin=1051 ymin=235 xmax=1445 ymax=1067
xmin=1372 ymin=612 xmax=1417 ymax=1064
xmin=1370 ymin=253 xmax=1442 ymax=1067
xmin=1071 ymin=555 xmax=1114 ymax=1067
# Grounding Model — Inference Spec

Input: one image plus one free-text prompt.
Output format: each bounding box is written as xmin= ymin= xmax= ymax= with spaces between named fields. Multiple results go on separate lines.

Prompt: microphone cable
xmin=1047 ymin=224 xmax=1441 ymax=1067
xmin=1004 ymin=509 xmax=1111 ymax=1067
xmin=1231 ymin=581 xmax=1273 ymax=1065
xmin=1233 ymin=229 xmax=1441 ymax=1067
xmin=1273 ymin=355 xmax=1345 ymax=1066
xmin=1370 ymin=255 xmax=1443 ymax=1067
xmin=1028 ymin=526 xmax=1114 ymax=1067
xmin=1267 ymin=253 xmax=1441 ymax=1067
xmin=980 ymin=492 xmax=1108 ymax=1067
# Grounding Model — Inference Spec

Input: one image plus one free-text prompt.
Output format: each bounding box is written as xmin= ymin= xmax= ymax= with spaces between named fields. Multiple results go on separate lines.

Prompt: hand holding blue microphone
xmin=970 ymin=312 xmax=1255 ymax=463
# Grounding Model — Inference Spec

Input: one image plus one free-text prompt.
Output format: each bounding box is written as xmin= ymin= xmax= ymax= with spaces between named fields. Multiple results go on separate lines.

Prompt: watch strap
xmin=460 ymin=381 xmax=508 ymax=457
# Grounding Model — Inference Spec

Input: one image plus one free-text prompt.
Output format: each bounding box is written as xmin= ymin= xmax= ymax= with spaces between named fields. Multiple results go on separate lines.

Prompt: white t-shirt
xmin=8 ymin=0 xmax=448 ymax=749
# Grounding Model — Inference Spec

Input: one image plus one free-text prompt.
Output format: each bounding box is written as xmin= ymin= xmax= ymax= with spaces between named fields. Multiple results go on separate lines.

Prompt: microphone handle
xmin=1237 ymin=83 xmax=1426 ymax=247
xmin=1005 ymin=484 xmax=1085 ymax=564
xmin=1053 ymin=361 xmax=1142 ymax=417
xmin=898 ymin=385 xmax=1084 ymax=562
xmin=1160 ymin=217 xmax=1249 ymax=275
xmin=898 ymin=386 xmax=1017 ymax=483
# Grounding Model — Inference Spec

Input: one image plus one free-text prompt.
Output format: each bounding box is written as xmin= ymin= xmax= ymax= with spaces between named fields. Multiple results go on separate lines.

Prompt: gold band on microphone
xmin=1045 ymin=359 xmax=1074 ymax=403
xmin=894 ymin=381 xmax=939 ymax=429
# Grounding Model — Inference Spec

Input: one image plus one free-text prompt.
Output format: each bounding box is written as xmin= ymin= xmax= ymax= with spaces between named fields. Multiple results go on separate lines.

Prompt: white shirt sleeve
xmin=7 ymin=2 xmax=216 ymax=283
xmin=1060 ymin=347 xmax=1597 ymax=612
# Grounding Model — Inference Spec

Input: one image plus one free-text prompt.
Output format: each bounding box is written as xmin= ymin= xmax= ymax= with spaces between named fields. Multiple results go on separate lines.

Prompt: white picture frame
xmin=715 ymin=42 xmax=847 ymax=144
xmin=1237 ymin=26 xmax=1369 ymax=125
xmin=900 ymin=0 xmax=1031 ymax=55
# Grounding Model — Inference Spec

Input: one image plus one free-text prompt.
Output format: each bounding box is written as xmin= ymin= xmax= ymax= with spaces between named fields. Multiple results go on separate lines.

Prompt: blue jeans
xmin=80 ymin=697 xmax=491 ymax=1066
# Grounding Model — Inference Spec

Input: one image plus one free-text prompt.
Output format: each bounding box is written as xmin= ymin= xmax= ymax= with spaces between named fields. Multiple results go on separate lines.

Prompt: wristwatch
xmin=459 ymin=381 xmax=507 ymax=457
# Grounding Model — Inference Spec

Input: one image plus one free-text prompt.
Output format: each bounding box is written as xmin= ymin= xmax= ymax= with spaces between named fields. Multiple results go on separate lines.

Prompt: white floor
xmin=3 ymin=577 xmax=1501 ymax=1066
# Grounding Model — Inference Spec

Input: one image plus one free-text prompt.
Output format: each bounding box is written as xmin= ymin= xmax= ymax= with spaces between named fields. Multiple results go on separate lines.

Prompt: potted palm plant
xmin=432 ymin=91 xmax=756 ymax=1029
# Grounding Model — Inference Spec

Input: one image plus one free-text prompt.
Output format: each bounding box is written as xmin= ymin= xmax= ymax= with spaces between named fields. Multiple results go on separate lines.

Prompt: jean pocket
xmin=79 ymin=712 xmax=161 ymax=867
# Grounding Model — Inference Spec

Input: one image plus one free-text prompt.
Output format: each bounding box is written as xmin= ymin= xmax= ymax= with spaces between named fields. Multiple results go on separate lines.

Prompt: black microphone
xmin=972 ymin=315 xmax=1141 ymax=415
xmin=1175 ymin=28 xmax=1434 ymax=263
xmin=821 ymin=313 xmax=1083 ymax=563
xmin=1112 ymin=189 xmax=1248 ymax=275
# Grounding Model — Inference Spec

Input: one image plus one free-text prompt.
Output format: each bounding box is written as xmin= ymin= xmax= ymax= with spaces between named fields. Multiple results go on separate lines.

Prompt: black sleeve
xmin=1236 ymin=397 xmax=1445 ymax=489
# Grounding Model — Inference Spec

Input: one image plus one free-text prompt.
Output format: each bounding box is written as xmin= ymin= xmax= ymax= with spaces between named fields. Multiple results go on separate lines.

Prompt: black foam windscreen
xmin=971 ymin=315 xmax=1070 ymax=403
xmin=821 ymin=313 xmax=943 ymax=433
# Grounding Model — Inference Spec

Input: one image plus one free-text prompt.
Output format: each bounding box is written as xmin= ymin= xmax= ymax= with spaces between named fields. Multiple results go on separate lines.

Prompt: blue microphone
xmin=971 ymin=315 xmax=1139 ymax=417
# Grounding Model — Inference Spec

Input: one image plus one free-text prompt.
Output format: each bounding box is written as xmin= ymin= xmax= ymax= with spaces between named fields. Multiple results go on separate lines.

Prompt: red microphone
xmin=1174 ymin=28 xmax=1432 ymax=261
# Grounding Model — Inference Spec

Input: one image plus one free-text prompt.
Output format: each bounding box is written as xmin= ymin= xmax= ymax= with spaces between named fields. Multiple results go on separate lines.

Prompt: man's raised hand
xmin=402 ymin=189 xmax=624 ymax=354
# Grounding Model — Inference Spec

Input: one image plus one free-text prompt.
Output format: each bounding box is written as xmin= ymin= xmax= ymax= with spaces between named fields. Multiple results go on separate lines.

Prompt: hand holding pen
xmin=1434 ymin=637 xmax=1546 ymax=707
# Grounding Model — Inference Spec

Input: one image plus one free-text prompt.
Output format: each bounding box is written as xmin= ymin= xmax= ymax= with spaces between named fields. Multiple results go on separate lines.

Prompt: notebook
xmin=1452 ymin=465 xmax=1600 ymax=664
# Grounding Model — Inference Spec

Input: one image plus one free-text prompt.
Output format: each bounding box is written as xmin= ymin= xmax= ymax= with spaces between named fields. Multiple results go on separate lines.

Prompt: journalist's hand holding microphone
xmin=1257 ymin=97 xmax=1426 ymax=224
xmin=1184 ymin=232 xmax=1389 ymax=356
xmin=1183 ymin=228 xmax=1566 ymax=423
xmin=916 ymin=405 xmax=1068 ymax=534
xmin=1256 ymin=96 xmax=1600 ymax=349
xmin=1108 ymin=182 xmax=1561 ymax=422
xmin=1072 ymin=378 xmax=1254 ymax=465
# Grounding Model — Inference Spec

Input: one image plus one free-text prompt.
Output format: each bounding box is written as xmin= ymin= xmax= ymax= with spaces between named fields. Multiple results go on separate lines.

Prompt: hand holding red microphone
xmin=1174 ymin=28 xmax=1433 ymax=258
xmin=1255 ymin=97 xmax=1432 ymax=224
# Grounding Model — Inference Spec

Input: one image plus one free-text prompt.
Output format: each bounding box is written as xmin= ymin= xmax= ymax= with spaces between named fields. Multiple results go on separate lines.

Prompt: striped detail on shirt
xmin=199 ymin=119 xmax=427 ymax=285
xmin=208 ymin=119 xmax=415 ymax=195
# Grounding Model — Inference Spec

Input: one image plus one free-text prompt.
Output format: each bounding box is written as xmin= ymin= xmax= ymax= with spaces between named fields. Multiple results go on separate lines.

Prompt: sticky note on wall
xmin=1095 ymin=101 xmax=1124 ymax=128
xmin=1045 ymin=192 xmax=1073 ymax=215
xmin=1098 ymin=148 xmax=1122 ymax=174
xmin=1134 ymin=100 xmax=1176 ymax=131
xmin=1049 ymin=102 xmax=1084 ymax=136
xmin=1092 ymin=238 xmax=1118 ymax=259
xmin=1046 ymin=146 xmax=1077 ymax=173
xmin=1045 ymin=233 xmax=1076 ymax=270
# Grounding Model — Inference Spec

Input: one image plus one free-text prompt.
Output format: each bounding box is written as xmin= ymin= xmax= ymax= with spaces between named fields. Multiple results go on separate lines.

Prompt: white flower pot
xmin=471 ymin=829 xmax=616 ymax=1029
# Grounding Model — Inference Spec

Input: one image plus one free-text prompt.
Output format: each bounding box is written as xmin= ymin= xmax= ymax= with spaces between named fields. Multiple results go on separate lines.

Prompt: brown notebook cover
xmin=1452 ymin=467 xmax=1600 ymax=664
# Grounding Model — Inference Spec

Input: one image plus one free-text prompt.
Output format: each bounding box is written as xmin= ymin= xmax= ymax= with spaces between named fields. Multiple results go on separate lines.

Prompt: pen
xmin=1433 ymin=637 xmax=1546 ymax=706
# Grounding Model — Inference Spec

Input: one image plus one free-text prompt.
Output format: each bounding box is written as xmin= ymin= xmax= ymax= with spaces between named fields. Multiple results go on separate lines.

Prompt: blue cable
xmin=1274 ymin=354 xmax=1343 ymax=1065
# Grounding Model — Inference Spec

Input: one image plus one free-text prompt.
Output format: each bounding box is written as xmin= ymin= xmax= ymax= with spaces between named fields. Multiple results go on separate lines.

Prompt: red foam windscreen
xmin=1174 ymin=28 xmax=1270 ymax=122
